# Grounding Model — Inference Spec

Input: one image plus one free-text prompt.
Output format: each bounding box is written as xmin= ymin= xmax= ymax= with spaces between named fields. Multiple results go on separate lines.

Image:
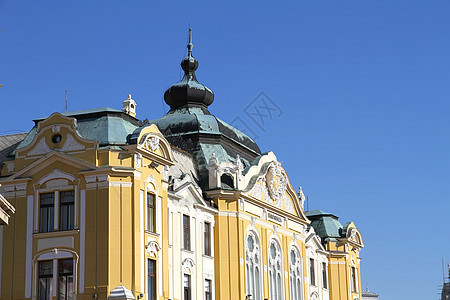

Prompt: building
xmin=361 ymin=288 xmax=379 ymax=300
xmin=0 ymin=30 xmax=364 ymax=300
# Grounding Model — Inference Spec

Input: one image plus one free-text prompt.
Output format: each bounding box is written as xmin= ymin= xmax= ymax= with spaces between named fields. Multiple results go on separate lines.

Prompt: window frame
xmin=37 ymin=188 xmax=76 ymax=233
xmin=59 ymin=191 xmax=75 ymax=231
xmin=39 ymin=193 xmax=55 ymax=233
xmin=204 ymin=222 xmax=211 ymax=256
xmin=148 ymin=259 xmax=156 ymax=300
xmin=245 ymin=231 xmax=262 ymax=300
xmin=322 ymin=262 xmax=328 ymax=290
xmin=58 ymin=258 xmax=74 ymax=300
xmin=183 ymin=274 xmax=191 ymax=300
xmin=146 ymin=193 xmax=156 ymax=233
xmin=289 ymin=247 xmax=303 ymax=300
xmin=204 ymin=279 xmax=212 ymax=300
xmin=309 ymin=258 xmax=316 ymax=286
xmin=38 ymin=260 xmax=53 ymax=300
xmin=183 ymin=214 xmax=191 ymax=251
xmin=351 ymin=266 xmax=358 ymax=293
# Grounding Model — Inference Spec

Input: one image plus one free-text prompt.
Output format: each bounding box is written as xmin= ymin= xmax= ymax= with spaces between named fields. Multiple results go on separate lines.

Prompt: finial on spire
xmin=187 ymin=27 xmax=193 ymax=57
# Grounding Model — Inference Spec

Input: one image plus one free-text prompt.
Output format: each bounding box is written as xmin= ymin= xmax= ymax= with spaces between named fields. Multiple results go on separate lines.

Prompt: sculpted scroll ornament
xmin=146 ymin=241 xmax=161 ymax=258
xmin=146 ymin=136 xmax=160 ymax=152
xmin=266 ymin=162 xmax=287 ymax=208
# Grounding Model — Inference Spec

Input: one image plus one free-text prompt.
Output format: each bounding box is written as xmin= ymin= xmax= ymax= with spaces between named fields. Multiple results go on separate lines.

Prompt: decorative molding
xmin=60 ymin=134 xmax=85 ymax=152
xmin=27 ymin=138 xmax=51 ymax=156
xmin=145 ymin=240 xmax=161 ymax=258
xmin=38 ymin=169 xmax=76 ymax=185
xmin=182 ymin=258 xmax=195 ymax=274
xmin=146 ymin=136 xmax=160 ymax=152
xmin=134 ymin=153 xmax=142 ymax=169
xmin=266 ymin=161 xmax=287 ymax=208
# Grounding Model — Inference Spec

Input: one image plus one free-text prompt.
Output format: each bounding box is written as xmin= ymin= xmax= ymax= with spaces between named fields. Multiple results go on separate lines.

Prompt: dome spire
xmin=187 ymin=27 xmax=193 ymax=57
xmin=163 ymin=28 xmax=214 ymax=110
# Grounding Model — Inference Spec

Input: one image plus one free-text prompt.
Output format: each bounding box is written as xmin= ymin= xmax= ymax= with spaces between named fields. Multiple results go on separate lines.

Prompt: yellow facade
xmin=0 ymin=32 xmax=365 ymax=300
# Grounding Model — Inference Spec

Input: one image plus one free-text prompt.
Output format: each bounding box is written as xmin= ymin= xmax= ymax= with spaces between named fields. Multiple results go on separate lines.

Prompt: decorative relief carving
xmin=60 ymin=134 xmax=85 ymax=152
xmin=239 ymin=199 xmax=244 ymax=211
xmin=28 ymin=138 xmax=51 ymax=156
xmin=251 ymin=182 xmax=262 ymax=199
xmin=162 ymin=166 xmax=169 ymax=181
xmin=52 ymin=125 xmax=60 ymax=133
xmin=182 ymin=258 xmax=195 ymax=274
xmin=284 ymin=194 xmax=294 ymax=214
xmin=145 ymin=240 xmax=161 ymax=258
xmin=261 ymin=178 xmax=271 ymax=204
xmin=310 ymin=291 xmax=319 ymax=300
xmin=134 ymin=153 xmax=142 ymax=169
xmin=146 ymin=136 xmax=160 ymax=152
xmin=266 ymin=162 xmax=287 ymax=208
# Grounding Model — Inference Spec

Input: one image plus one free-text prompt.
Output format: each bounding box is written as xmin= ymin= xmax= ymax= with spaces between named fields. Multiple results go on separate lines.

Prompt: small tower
xmin=122 ymin=94 xmax=137 ymax=117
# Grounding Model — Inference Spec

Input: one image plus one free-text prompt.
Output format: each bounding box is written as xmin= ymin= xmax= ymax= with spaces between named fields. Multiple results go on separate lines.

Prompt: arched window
xmin=245 ymin=231 xmax=261 ymax=300
xmin=289 ymin=247 xmax=303 ymax=300
xmin=268 ymin=240 xmax=283 ymax=300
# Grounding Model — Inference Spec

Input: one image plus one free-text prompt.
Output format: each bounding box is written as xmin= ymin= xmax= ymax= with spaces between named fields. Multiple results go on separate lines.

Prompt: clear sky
xmin=1 ymin=1 xmax=449 ymax=299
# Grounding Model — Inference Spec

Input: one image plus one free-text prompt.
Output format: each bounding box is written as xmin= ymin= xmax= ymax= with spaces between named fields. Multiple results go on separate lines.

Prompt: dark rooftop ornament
xmin=164 ymin=28 xmax=214 ymax=110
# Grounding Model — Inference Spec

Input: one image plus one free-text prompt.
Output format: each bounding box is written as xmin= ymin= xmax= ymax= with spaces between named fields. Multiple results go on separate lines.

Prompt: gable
xmin=15 ymin=113 xmax=97 ymax=168
xmin=242 ymin=152 xmax=308 ymax=222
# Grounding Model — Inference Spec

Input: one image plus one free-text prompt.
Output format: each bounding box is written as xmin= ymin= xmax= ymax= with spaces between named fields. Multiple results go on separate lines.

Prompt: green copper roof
xmin=306 ymin=210 xmax=344 ymax=242
xmin=17 ymin=108 xmax=139 ymax=150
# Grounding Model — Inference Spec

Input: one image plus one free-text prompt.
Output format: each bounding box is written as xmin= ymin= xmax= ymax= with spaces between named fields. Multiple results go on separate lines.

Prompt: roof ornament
xmin=164 ymin=28 xmax=214 ymax=110
xmin=187 ymin=27 xmax=193 ymax=57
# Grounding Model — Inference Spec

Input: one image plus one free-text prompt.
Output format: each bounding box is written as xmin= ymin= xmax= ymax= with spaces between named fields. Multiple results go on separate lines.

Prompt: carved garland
xmin=266 ymin=162 xmax=287 ymax=208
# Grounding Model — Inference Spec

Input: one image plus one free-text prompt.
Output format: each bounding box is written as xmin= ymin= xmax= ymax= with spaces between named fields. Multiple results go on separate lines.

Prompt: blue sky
xmin=1 ymin=1 xmax=449 ymax=299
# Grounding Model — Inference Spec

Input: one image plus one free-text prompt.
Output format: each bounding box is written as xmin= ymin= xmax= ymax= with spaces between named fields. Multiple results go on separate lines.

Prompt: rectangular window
xmin=183 ymin=274 xmax=191 ymax=300
xmin=59 ymin=191 xmax=74 ymax=231
xmin=204 ymin=222 xmax=211 ymax=256
xmin=58 ymin=259 xmax=74 ymax=300
xmin=38 ymin=260 xmax=53 ymax=300
xmin=146 ymin=193 xmax=155 ymax=232
xmin=205 ymin=279 xmax=212 ymax=300
xmin=183 ymin=215 xmax=190 ymax=250
xmin=148 ymin=259 xmax=156 ymax=300
xmin=322 ymin=262 xmax=328 ymax=289
xmin=309 ymin=258 xmax=315 ymax=286
xmin=351 ymin=266 xmax=357 ymax=292
xmin=40 ymin=193 xmax=55 ymax=233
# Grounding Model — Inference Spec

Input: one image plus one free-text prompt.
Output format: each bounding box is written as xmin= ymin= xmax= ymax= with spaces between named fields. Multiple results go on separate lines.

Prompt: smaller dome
xmin=164 ymin=28 xmax=214 ymax=109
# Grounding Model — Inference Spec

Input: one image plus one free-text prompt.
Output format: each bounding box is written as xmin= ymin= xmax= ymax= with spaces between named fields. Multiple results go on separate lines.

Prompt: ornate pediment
xmin=16 ymin=113 xmax=97 ymax=163
xmin=136 ymin=124 xmax=174 ymax=162
xmin=243 ymin=155 xmax=305 ymax=220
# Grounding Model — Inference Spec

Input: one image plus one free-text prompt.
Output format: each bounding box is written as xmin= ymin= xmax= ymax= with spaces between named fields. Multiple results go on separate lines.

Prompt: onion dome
xmin=164 ymin=28 xmax=214 ymax=109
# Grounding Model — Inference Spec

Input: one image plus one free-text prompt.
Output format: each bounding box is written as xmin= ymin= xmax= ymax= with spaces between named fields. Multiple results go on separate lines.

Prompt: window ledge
xmin=34 ymin=229 xmax=80 ymax=238
xmin=202 ymin=254 xmax=214 ymax=259
xmin=145 ymin=231 xmax=160 ymax=237
xmin=182 ymin=249 xmax=194 ymax=254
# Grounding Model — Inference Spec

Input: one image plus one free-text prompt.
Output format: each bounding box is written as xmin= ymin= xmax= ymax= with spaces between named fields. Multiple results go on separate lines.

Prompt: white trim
xmin=74 ymin=182 xmax=79 ymax=229
xmin=38 ymin=169 xmax=76 ymax=185
xmin=34 ymin=185 xmax=39 ymax=232
xmin=25 ymin=195 xmax=33 ymax=298
xmin=140 ymin=190 xmax=145 ymax=292
xmin=52 ymin=259 xmax=58 ymax=297
xmin=109 ymin=182 xmax=133 ymax=188
xmin=79 ymin=189 xmax=86 ymax=293
xmin=54 ymin=191 xmax=59 ymax=231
